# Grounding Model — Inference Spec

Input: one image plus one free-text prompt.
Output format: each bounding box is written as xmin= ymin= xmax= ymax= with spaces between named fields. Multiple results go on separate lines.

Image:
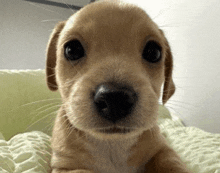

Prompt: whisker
xmin=47 ymin=82 xmax=59 ymax=88
xmin=168 ymin=100 xmax=198 ymax=107
xmin=46 ymin=66 xmax=56 ymax=70
xmin=25 ymin=109 xmax=59 ymax=131
xmin=42 ymin=111 xmax=60 ymax=132
xmin=43 ymin=121 xmax=55 ymax=134
xmin=166 ymin=102 xmax=196 ymax=114
xmin=41 ymin=19 xmax=62 ymax=23
xmin=62 ymin=0 xmax=75 ymax=14
xmin=31 ymin=102 xmax=61 ymax=113
xmin=165 ymin=105 xmax=185 ymax=119
xmin=24 ymin=1 xmax=67 ymax=19
xmin=152 ymin=6 xmax=171 ymax=21
xmin=10 ymin=97 xmax=60 ymax=111
xmin=46 ymin=73 xmax=56 ymax=78
xmin=10 ymin=98 xmax=61 ymax=120
xmin=29 ymin=104 xmax=61 ymax=123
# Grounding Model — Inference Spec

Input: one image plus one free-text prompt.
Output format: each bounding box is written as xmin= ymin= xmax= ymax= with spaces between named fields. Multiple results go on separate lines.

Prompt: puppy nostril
xmin=95 ymin=98 xmax=109 ymax=114
xmin=94 ymin=83 xmax=137 ymax=123
xmin=97 ymin=100 xmax=108 ymax=110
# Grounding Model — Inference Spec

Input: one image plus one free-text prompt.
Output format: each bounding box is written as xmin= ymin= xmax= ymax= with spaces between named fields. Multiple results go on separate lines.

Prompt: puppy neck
xmin=85 ymin=133 xmax=139 ymax=173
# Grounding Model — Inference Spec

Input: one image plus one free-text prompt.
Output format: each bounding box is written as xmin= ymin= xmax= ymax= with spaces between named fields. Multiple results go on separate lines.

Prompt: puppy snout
xmin=94 ymin=83 xmax=137 ymax=123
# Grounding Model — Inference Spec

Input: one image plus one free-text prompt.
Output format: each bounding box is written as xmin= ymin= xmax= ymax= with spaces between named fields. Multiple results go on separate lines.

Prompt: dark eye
xmin=64 ymin=40 xmax=85 ymax=61
xmin=142 ymin=41 xmax=162 ymax=63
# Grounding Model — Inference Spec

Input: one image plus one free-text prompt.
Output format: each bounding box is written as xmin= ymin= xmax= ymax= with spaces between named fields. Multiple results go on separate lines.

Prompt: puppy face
xmin=46 ymin=1 xmax=175 ymax=139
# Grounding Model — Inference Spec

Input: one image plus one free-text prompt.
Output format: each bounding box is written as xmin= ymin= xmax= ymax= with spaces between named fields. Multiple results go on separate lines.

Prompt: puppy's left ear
xmin=160 ymin=30 xmax=175 ymax=104
xmin=46 ymin=21 xmax=66 ymax=91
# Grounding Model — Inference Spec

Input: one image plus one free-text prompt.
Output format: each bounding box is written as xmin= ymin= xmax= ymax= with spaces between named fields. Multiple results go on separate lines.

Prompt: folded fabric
xmin=159 ymin=114 xmax=220 ymax=173
xmin=0 ymin=131 xmax=51 ymax=173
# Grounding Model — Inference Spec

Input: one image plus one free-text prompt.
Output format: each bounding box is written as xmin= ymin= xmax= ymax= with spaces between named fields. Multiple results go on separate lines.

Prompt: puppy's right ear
xmin=46 ymin=21 xmax=66 ymax=91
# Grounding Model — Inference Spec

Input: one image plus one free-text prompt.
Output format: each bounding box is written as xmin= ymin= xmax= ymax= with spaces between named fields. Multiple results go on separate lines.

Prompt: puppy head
xmin=46 ymin=1 xmax=175 ymax=139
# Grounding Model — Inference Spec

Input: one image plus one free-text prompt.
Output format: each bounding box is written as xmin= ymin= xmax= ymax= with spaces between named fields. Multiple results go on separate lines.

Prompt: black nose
xmin=94 ymin=83 xmax=137 ymax=123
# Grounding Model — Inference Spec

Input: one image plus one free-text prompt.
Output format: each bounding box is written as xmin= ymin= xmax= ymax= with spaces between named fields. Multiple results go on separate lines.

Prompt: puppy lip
xmin=97 ymin=127 xmax=134 ymax=134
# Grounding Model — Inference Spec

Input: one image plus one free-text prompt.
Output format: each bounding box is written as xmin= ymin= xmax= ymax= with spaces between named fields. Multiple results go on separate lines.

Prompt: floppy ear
xmin=160 ymin=30 xmax=175 ymax=104
xmin=46 ymin=21 xmax=66 ymax=91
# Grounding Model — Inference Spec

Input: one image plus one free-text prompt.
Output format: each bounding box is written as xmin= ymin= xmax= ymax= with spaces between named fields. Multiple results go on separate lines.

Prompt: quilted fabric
xmin=159 ymin=115 xmax=220 ymax=173
xmin=0 ymin=131 xmax=51 ymax=173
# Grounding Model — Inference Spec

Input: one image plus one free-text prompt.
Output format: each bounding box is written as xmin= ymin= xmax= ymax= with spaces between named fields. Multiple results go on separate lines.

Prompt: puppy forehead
xmin=62 ymin=1 xmax=161 ymax=43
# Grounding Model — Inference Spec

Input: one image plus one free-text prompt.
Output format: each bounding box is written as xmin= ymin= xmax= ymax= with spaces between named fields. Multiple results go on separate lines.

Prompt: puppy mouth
xmin=97 ymin=127 xmax=134 ymax=134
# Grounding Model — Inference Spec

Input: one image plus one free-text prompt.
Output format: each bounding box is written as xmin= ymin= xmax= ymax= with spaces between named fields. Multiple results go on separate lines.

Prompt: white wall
xmin=1 ymin=0 xmax=220 ymax=133
xmin=0 ymin=0 xmax=90 ymax=69
xmin=126 ymin=0 xmax=220 ymax=133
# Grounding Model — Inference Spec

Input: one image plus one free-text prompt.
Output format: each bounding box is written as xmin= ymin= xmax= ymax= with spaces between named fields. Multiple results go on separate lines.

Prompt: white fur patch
xmin=86 ymin=134 xmax=139 ymax=173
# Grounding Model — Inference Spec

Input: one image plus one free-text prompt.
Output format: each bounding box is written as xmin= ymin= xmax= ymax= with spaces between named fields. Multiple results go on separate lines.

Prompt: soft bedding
xmin=0 ymin=131 xmax=51 ymax=173
xmin=0 ymin=106 xmax=220 ymax=173
xmin=158 ymin=108 xmax=220 ymax=173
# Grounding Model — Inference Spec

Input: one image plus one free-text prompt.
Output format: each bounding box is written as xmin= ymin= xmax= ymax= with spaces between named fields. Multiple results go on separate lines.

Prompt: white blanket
xmin=0 ymin=131 xmax=51 ymax=173
xmin=159 ymin=114 xmax=220 ymax=173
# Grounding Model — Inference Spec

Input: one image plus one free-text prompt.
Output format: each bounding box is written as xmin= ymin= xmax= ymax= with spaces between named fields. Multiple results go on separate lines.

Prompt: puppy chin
xmin=85 ymin=127 xmax=144 ymax=141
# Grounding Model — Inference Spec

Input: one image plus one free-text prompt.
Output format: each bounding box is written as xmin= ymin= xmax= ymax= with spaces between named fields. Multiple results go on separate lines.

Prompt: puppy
xmin=46 ymin=1 xmax=191 ymax=173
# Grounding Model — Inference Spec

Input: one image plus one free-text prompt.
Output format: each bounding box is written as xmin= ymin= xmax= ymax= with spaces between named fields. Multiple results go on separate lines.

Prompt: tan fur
xmin=46 ymin=1 xmax=191 ymax=173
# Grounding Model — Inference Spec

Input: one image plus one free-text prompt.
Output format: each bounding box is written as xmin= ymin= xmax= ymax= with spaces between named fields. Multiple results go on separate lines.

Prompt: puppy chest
xmin=86 ymin=139 xmax=138 ymax=173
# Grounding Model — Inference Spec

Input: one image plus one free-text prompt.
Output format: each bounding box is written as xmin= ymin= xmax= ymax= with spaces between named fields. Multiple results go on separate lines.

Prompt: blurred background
xmin=1 ymin=0 xmax=220 ymax=133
